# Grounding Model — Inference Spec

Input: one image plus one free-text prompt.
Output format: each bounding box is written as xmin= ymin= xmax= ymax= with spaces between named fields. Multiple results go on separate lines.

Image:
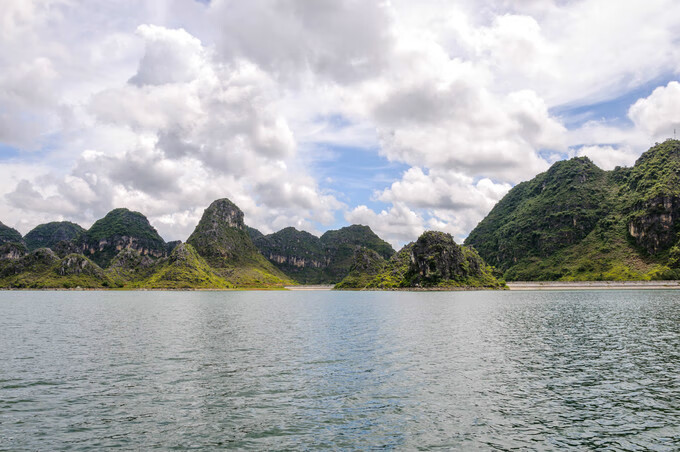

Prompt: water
xmin=1 ymin=290 xmax=679 ymax=450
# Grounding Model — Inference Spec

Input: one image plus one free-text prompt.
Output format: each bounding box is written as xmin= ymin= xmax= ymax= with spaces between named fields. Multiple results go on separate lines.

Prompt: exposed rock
xmin=336 ymin=231 xmax=501 ymax=289
xmin=74 ymin=208 xmax=167 ymax=267
xmin=252 ymin=224 xmax=395 ymax=284
xmin=465 ymin=139 xmax=680 ymax=281
xmin=58 ymin=254 xmax=106 ymax=277
xmin=0 ymin=242 xmax=27 ymax=260
xmin=136 ymin=243 xmax=232 ymax=289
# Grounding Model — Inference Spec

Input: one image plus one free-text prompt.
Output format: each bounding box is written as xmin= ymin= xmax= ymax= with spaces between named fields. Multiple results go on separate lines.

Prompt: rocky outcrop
xmin=336 ymin=231 xmax=502 ymax=289
xmin=628 ymin=195 xmax=680 ymax=254
xmin=0 ymin=242 xmax=27 ymax=260
xmin=58 ymin=254 xmax=106 ymax=278
xmin=134 ymin=243 xmax=232 ymax=289
xmin=466 ymin=139 xmax=680 ymax=281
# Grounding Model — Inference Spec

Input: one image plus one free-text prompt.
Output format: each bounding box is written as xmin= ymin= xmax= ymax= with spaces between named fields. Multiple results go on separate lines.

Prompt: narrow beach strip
xmin=507 ymin=281 xmax=680 ymax=290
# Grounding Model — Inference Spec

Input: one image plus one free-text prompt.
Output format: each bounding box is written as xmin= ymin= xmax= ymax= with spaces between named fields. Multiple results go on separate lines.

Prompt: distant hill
xmin=252 ymin=224 xmax=395 ymax=284
xmin=465 ymin=140 xmax=680 ymax=281
xmin=24 ymin=221 xmax=85 ymax=251
xmin=73 ymin=208 xmax=167 ymax=268
xmin=0 ymin=221 xmax=23 ymax=246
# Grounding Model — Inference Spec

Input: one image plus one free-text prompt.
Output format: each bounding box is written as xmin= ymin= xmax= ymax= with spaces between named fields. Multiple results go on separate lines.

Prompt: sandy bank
xmin=507 ymin=281 xmax=680 ymax=290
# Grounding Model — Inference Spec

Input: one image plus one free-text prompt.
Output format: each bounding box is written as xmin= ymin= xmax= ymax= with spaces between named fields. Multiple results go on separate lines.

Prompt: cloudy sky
xmin=2 ymin=0 xmax=680 ymax=247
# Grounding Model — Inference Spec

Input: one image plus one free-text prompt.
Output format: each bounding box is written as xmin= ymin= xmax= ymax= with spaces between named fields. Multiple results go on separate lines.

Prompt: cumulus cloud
xmin=628 ymin=81 xmax=680 ymax=138
xmin=3 ymin=0 xmax=680 ymax=246
xmin=345 ymin=203 xmax=425 ymax=248
xmin=5 ymin=21 xmax=340 ymax=239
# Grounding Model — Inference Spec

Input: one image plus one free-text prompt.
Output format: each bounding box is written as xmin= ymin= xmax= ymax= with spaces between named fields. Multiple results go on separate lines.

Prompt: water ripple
xmin=1 ymin=290 xmax=679 ymax=450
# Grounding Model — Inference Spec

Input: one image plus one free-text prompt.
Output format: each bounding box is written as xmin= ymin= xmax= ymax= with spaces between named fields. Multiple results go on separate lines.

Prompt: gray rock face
xmin=628 ymin=195 xmax=680 ymax=255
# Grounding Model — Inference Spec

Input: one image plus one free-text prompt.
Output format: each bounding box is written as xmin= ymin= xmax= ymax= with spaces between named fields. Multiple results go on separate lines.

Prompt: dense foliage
xmin=24 ymin=221 xmax=85 ymax=251
xmin=466 ymin=140 xmax=680 ymax=281
xmin=253 ymin=224 xmax=396 ymax=284
xmin=336 ymin=231 xmax=503 ymax=289
xmin=0 ymin=221 xmax=23 ymax=245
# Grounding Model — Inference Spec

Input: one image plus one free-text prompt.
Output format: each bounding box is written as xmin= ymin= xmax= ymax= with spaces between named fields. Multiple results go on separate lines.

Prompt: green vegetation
xmin=187 ymin=198 xmax=292 ymax=287
xmin=130 ymin=243 xmax=233 ymax=289
xmin=105 ymin=248 xmax=159 ymax=286
xmin=77 ymin=208 xmax=168 ymax=268
xmin=0 ymin=248 xmax=112 ymax=289
xmin=253 ymin=224 xmax=396 ymax=284
xmin=336 ymin=231 xmax=503 ymax=289
xmin=0 ymin=221 xmax=23 ymax=245
xmin=466 ymin=140 xmax=680 ymax=281
xmin=24 ymin=221 xmax=85 ymax=251
xmin=253 ymin=227 xmax=327 ymax=283
xmin=334 ymin=247 xmax=387 ymax=289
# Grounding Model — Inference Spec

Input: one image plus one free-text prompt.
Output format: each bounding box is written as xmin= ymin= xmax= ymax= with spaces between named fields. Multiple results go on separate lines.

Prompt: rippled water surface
xmin=1 ymin=290 xmax=680 ymax=450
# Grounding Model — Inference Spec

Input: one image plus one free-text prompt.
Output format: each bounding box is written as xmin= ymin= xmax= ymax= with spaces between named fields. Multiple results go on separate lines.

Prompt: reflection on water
xmin=1 ymin=290 xmax=679 ymax=450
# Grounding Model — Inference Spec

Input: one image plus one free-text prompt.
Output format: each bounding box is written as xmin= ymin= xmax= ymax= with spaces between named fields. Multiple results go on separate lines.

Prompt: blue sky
xmin=1 ymin=0 xmax=680 ymax=247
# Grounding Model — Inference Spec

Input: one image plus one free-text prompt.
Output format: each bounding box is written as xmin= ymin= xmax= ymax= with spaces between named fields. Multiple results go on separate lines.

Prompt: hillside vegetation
xmin=465 ymin=140 xmax=680 ymax=281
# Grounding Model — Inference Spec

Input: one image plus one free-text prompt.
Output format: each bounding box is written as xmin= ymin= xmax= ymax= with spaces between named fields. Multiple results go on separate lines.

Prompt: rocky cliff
xmin=74 ymin=208 xmax=168 ymax=268
xmin=0 ymin=247 xmax=111 ymax=288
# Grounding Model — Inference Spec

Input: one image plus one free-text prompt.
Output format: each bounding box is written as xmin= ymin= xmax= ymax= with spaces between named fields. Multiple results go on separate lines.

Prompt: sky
xmin=1 ymin=0 xmax=680 ymax=248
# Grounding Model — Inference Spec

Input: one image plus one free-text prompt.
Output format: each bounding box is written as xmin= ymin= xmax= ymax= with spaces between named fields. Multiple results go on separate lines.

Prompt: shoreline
xmin=507 ymin=281 xmax=680 ymax=290
xmin=3 ymin=281 xmax=680 ymax=291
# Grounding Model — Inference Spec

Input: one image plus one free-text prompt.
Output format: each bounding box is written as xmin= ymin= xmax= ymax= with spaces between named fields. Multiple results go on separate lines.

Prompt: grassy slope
xmin=130 ymin=244 xmax=233 ymax=289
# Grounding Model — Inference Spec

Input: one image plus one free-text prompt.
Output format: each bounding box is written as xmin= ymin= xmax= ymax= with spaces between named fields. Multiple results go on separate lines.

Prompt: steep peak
xmin=187 ymin=197 xmax=261 ymax=265
xmin=200 ymin=198 xmax=245 ymax=231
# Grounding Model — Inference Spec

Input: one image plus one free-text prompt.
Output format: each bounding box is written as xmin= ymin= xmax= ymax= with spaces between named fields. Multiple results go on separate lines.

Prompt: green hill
xmin=24 ymin=221 xmax=85 ymax=251
xmin=187 ymin=198 xmax=292 ymax=287
xmin=253 ymin=227 xmax=327 ymax=283
xmin=0 ymin=221 xmax=23 ymax=245
xmin=336 ymin=231 xmax=502 ymax=289
xmin=76 ymin=208 xmax=167 ymax=268
xmin=465 ymin=140 xmax=680 ymax=281
xmin=252 ymin=224 xmax=395 ymax=284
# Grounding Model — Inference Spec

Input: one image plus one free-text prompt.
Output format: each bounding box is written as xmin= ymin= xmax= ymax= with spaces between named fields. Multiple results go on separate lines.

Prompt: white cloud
xmin=573 ymin=145 xmax=639 ymax=171
xmin=345 ymin=203 xmax=425 ymax=248
xmin=628 ymin=81 xmax=680 ymax=138
xmin=3 ymin=0 xmax=680 ymax=247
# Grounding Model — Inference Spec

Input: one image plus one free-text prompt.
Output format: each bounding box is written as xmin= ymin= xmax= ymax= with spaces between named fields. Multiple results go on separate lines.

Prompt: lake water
xmin=1 ymin=290 xmax=679 ymax=450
